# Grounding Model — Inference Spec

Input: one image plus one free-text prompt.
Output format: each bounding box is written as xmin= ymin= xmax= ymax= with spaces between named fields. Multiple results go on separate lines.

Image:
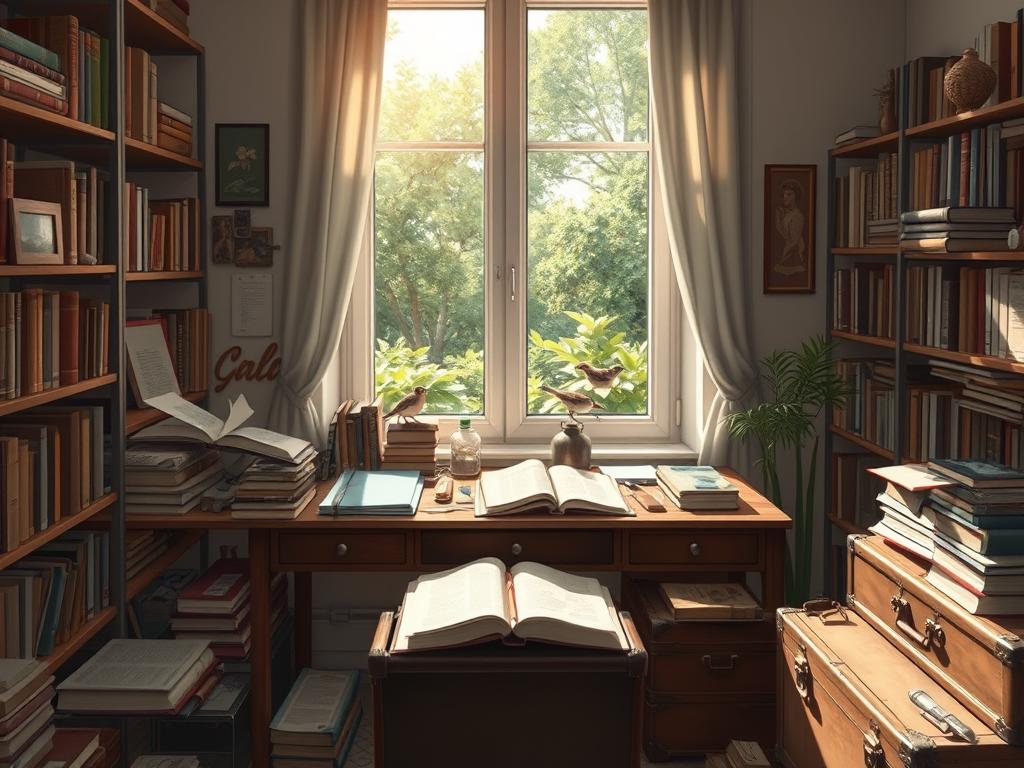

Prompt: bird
xmin=575 ymin=362 xmax=624 ymax=395
xmin=384 ymin=386 xmax=428 ymax=423
xmin=540 ymin=384 xmax=605 ymax=418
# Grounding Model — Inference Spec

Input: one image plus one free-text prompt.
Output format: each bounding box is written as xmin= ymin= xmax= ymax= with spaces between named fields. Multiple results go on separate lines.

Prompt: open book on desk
xmin=392 ymin=557 xmax=628 ymax=652
xmin=475 ymin=459 xmax=633 ymax=517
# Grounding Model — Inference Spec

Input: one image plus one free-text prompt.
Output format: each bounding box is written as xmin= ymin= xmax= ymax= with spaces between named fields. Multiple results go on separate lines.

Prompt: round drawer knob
xmin=689 ymin=542 xmax=702 ymax=557
xmin=336 ymin=543 xmax=348 ymax=558
xmin=511 ymin=543 xmax=523 ymax=556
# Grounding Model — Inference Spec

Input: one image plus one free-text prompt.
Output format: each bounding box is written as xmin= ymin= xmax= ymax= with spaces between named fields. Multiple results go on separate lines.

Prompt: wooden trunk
xmin=624 ymin=579 xmax=775 ymax=758
xmin=848 ymin=534 xmax=1024 ymax=743
xmin=777 ymin=606 xmax=1024 ymax=767
xmin=368 ymin=610 xmax=647 ymax=768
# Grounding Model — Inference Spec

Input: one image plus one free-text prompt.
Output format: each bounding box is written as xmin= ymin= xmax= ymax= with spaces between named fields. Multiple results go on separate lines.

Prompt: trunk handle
xmin=890 ymin=586 xmax=944 ymax=650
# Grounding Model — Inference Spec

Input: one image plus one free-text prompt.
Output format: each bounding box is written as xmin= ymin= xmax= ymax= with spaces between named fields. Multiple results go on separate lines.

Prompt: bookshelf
xmin=0 ymin=0 xmax=208 ymax=718
xmin=825 ymin=53 xmax=1024 ymax=595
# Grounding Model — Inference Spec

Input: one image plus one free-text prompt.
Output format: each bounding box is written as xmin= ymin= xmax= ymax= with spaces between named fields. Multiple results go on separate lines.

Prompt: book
xmin=834 ymin=125 xmax=881 ymax=144
xmin=474 ymin=460 xmax=631 ymax=517
xmin=130 ymin=758 xmax=199 ymax=768
xmin=901 ymin=207 xmax=1016 ymax=225
xmin=656 ymin=465 xmax=739 ymax=509
xmin=925 ymin=565 xmax=1024 ymax=614
xmin=930 ymin=506 xmax=1024 ymax=556
xmin=658 ymin=582 xmax=763 ymax=621
xmin=176 ymin=559 xmax=249 ymax=615
xmin=903 ymin=237 xmax=1011 ymax=252
xmin=43 ymin=729 xmax=100 ymax=768
xmin=272 ymin=704 xmax=362 ymax=766
xmin=318 ymin=469 xmax=424 ymax=516
xmin=270 ymin=669 xmax=360 ymax=748
xmin=0 ymin=28 xmax=60 ymax=71
xmin=928 ymin=459 xmax=1024 ymax=488
xmin=868 ymin=463 xmax=953 ymax=491
xmin=0 ymin=664 xmax=38 ymax=696
xmin=392 ymin=557 xmax=629 ymax=652
xmin=726 ymin=739 xmax=770 ymax=768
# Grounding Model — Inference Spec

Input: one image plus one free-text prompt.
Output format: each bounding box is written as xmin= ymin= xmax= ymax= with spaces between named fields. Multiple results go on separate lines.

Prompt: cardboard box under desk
xmin=368 ymin=610 xmax=647 ymax=768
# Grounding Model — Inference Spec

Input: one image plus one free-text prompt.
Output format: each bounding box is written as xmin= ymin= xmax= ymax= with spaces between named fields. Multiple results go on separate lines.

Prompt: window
xmin=360 ymin=0 xmax=683 ymax=444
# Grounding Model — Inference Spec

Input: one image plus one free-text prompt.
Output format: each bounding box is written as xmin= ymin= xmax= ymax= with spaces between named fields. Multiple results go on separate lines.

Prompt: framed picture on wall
xmin=216 ymin=123 xmax=270 ymax=206
xmin=763 ymin=164 xmax=816 ymax=294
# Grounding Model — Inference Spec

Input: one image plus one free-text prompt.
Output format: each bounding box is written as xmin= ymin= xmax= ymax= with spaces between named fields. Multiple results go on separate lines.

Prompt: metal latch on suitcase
xmin=863 ymin=721 xmax=884 ymax=768
xmin=794 ymin=645 xmax=812 ymax=703
xmin=890 ymin=587 xmax=945 ymax=650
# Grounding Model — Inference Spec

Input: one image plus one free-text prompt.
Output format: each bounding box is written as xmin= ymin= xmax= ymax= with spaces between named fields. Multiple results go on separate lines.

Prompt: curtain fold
xmin=267 ymin=0 xmax=387 ymax=446
xmin=648 ymin=0 xmax=756 ymax=468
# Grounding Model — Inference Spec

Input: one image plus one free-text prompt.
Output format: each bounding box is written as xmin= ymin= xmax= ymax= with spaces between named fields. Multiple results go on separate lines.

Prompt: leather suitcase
xmin=369 ymin=610 xmax=646 ymax=768
xmin=848 ymin=534 xmax=1024 ymax=743
xmin=778 ymin=606 xmax=1024 ymax=767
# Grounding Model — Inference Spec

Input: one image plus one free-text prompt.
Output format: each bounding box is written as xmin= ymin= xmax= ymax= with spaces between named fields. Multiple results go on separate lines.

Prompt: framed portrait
xmin=216 ymin=123 xmax=269 ymax=206
xmin=10 ymin=198 xmax=63 ymax=265
xmin=763 ymin=164 xmax=816 ymax=294
xmin=234 ymin=226 xmax=274 ymax=268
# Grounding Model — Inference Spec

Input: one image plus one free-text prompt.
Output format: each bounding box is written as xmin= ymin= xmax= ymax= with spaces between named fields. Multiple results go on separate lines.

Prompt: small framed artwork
xmin=234 ymin=226 xmax=274 ymax=267
xmin=211 ymin=215 xmax=234 ymax=264
xmin=10 ymin=198 xmax=63 ymax=265
xmin=763 ymin=164 xmax=816 ymax=294
xmin=216 ymin=123 xmax=269 ymax=206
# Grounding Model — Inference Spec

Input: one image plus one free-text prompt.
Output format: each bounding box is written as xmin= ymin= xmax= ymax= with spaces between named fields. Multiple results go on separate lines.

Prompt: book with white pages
xmin=392 ymin=557 xmax=629 ymax=652
xmin=474 ymin=459 xmax=633 ymax=517
xmin=125 ymin=463 xmax=224 ymax=505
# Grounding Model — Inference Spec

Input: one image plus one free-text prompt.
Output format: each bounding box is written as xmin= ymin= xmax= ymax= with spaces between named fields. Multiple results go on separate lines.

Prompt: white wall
xmin=906 ymin=0 xmax=1022 ymax=60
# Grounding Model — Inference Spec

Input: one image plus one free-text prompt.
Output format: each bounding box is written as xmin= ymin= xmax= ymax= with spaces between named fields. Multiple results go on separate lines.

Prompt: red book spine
xmin=59 ymin=291 xmax=79 ymax=386
xmin=0 ymin=75 xmax=67 ymax=113
xmin=0 ymin=45 xmax=65 ymax=84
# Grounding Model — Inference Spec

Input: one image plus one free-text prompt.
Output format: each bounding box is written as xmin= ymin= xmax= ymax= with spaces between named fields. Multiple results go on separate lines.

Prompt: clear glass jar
xmin=450 ymin=417 xmax=482 ymax=478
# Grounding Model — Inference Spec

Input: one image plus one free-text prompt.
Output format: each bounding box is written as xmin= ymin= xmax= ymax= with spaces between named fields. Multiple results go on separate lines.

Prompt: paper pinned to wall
xmin=232 ymin=273 xmax=273 ymax=337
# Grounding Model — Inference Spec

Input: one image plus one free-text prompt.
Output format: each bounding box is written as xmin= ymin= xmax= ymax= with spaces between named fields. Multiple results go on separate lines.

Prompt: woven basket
xmin=944 ymin=48 xmax=996 ymax=113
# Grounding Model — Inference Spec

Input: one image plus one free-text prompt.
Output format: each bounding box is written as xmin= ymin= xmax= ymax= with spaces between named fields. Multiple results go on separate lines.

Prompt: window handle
xmin=510 ymin=266 xmax=517 ymax=303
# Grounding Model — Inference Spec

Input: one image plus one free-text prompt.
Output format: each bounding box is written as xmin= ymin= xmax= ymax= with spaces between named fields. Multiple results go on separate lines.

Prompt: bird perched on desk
xmin=540 ymin=384 xmax=605 ymax=417
xmin=575 ymin=362 xmax=624 ymax=395
xmin=384 ymin=386 xmax=427 ymax=423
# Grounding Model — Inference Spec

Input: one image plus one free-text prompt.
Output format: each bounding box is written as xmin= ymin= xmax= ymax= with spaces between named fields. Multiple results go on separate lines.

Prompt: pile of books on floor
xmin=231 ymin=455 xmax=318 ymax=521
xmin=125 ymin=446 xmax=224 ymax=516
xmin=868 ymin=460 xmax=1024 ymax=615
xmin=900 ymin=207 xmax=1014 ymax=253
xmin=270 ymin=669 xmax=362 ymax=768
xmin=125 ymin=529 xmax=172 ymax=581
xmin=56 ymin=639 xmax=220 ymax=716
xmin=171 ymin=558 xmax=287 ymax=660
xmin=705 ymin=739 xmax=770 ymax=768
xmin=655 ymin=465 xmax=738 ymax=510
xmin=0 ymin=660 xmax=55 ymax=768
xmin=381 ymin=422 xmax=438 ymax=473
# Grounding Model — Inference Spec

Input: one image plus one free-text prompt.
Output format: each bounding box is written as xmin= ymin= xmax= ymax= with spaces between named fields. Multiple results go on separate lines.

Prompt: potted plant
xmin=724 ymin=335 xmax=850 ymax=606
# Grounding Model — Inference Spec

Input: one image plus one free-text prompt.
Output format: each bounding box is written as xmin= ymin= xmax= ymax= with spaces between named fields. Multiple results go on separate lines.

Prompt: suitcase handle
xmin=702 ymin=653 xmax=738 ymax=671
xmin=890 ymin=592 xmax=944 ymax=650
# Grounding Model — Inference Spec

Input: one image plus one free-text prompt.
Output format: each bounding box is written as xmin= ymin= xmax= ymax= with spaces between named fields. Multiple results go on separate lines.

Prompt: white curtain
xmin=268 ymin=0 xmax=388 ymax=446
xmin=649 ymin=0 xmax=755 ymax=467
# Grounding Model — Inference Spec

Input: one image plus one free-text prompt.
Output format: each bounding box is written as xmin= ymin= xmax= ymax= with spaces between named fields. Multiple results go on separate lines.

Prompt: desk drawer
xmin=277 ymin=532 xmax=407 ymax=566
xmin=627 ymin=532 xmax=760 ymax=568
xmin=649 ymin=644 xmax=776 ymax=694
xmin=419 ymin=530 xmax=616 ymax=567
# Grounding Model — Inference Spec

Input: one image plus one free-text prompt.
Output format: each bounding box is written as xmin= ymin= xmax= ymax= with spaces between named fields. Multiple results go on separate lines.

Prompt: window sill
xmin=434 ymin=442 xmax=698 ymax=467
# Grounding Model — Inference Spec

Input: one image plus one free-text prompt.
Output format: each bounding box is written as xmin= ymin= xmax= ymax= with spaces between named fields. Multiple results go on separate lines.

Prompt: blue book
xmin=932 ymin=506 xmax=1024 ymax=555
xmin=930 ymin=497 xmax=1024 ymax=530
xmin=928 ymin=459 xmax=1024 ymax=488
xmin=319 ymin=469 xmax=423 ymax=516
xmin=0 ymin=27 xmax=60 ymax=71
xmin=271 ymin=669 xmax=360 ymax=746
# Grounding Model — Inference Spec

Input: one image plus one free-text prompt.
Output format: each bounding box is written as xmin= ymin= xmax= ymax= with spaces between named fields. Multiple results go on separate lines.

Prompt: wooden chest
xmin=848 ymin=534 xmax=1024 ymax=743
xmin=624 ymin=579 xmax=774 ymax=758
xmin=368 ymin=610 xmax=647 ymax=768
xmin=778 ymin=606 xmax=1024 ymax=767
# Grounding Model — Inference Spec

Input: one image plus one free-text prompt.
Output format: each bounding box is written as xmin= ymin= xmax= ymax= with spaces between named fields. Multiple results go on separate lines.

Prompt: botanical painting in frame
xmin=216 ymin=123 xmax=270 ymax=206
xmin=763 ymin=164 xmax=816 ymax=294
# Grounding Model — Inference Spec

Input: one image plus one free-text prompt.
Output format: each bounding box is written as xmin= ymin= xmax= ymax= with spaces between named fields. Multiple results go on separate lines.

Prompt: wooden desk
xmin=127 ymin=467 xmax=790 ymax=768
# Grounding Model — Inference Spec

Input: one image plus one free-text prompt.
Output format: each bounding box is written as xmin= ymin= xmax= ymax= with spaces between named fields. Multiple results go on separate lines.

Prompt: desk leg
xmin=294 ymin=572 xmax=313 ymax=670
xmin=763 ymin=529 xmax=787 ymax=614
xmin=249 ymin=529 xmax=272 ymax=768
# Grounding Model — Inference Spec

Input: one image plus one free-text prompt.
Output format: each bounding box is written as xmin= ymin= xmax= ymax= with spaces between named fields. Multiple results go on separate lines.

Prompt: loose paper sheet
xmin=231 ymin=273 xmax=273 ymax=337
xmin=125 ymin=323 xmax=181 ymax=400
xmin=142 ymin=393 xmax=253 ymax=442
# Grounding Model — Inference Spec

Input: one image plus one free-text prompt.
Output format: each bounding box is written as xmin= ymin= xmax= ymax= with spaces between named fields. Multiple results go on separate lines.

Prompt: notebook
xmin=318 ymin=469 xmax=425 ymax=516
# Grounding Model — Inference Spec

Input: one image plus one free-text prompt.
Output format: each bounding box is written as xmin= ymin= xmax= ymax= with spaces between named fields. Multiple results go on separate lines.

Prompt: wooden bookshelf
xmin=830 ymin=131 xmax=899 ymax=158
xmin=902 ymin=343 xmax=1024 ymax=375
xmin=0 ymin=374 xmax=117 ymax=419
xmin=0 ymin=93 xmax=115 ymax=150
xmin=902 ymin=250 xmax=1024 ymax=262
xmin=126 ymin=390 xmax=206 ymax=435
xmin=832 ymin=247 xmax=897 ymax=255
xmin=830 ymin=329 xmax=897 ymax=349
xmin=43 ymin=606 xmax=117 ymax=677
xmin=126 ymin=271 xmax=205 ymax=282
xmin=125 ymin=0 xmax=204 ymax=55
xmin=125 ymin=137 xmax=202 ymax=171
xmin=828 ymin=514 xmax=869 ymax=536
xmin=0 ymin=265 xmax=117 ymax=277
xmin=905 ymin=95 xmax=1024 ymax=138
xmin=0 ymin=493 xmax=118 ymax=571
xmin=829 ymin=425 xmax=895 ymax=461
xmin=126 ymin=530 xmax=202 ymax=599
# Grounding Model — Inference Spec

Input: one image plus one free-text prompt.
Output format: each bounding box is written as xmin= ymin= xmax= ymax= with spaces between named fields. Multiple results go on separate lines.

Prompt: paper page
xmin=58 ymin=639 xmax=208 ymax=693
xmin=125 ymin=323 xmax=181 ymax=401
xmin=143 ymin=393 xmax=225 ymax=442
xmin=220 ymin=427 xmax=307 ymax=459
xmin=477 ymin=459 xmax=555 ymax=512
xmin=403 ymin=558 xmax=508 ymax=636
xmin=231 ymin=273 xmax=273 ymax=337
xmin=549 ymin=465 xmax=627 ymax=512
xmin=221 ymin=394 xmax=254 ymax=436
xmin=510 ymin=561 xmax=617 ymax=633
xmin=272 ymin=670 xmax=354 ymax=734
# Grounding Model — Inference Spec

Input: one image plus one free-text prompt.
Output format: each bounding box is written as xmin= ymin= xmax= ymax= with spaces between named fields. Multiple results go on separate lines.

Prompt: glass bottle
xmin=450 ymin=417 xmax=482 ymax=478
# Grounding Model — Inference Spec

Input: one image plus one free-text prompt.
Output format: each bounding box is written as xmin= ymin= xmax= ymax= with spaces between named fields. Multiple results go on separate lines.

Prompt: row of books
xmin=2 ymin=529 xmax=109 ymax=658
xmin=323 ymin=400 xmax=385 ymax=476
xmin=124 ymin=186 xmax=201 ymax=272
xmin=126 ymin=309 xmax=210 ymax=402
xmin=0 ymin=290 xmax=109 ymax=401
xmin=231 ymin=456 xmax=318 ymax=521
xmin=270 ymin=669 xmax=362 ymax=768
xmin=125 ymin=446 xmax=223 ymax=517
xmin=125 ymin=45 xmax=194 ymax=156
xmin=0 ymin=405 xmax=108 ymax=553
xmin=832 ymin=263 xmax=895 ymax=339
xmin=832 ymin=155 xmax=898 ymax=248
xmin=832 ymin=452 xmax=886 ymax=531
xmin=833 ymin=359 xmax=896 ymax=452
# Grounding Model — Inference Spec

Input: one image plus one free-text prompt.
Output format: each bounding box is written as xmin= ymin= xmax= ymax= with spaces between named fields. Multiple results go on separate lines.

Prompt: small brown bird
xmin=384 ymin=386 xmax=427 ymax=423
xmin=540 ymin=384 xmax=605 ymax=417
xmin=575 ymin=362 xmax=624 ymax=395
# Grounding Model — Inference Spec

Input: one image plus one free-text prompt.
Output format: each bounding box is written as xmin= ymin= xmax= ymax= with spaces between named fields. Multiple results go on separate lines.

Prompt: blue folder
xmin=318 ymin=469 xmax=424 ymax=516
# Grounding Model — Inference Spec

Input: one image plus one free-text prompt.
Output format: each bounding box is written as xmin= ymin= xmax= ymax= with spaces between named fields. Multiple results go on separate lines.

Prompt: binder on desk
xmin=318 ymin=469 xmax=424 ymax=516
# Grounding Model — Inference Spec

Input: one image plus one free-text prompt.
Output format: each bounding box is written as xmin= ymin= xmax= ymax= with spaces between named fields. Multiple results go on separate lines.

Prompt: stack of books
xmin=56 ymin=640 xmax=219 ymax=715
xmin=125 ymin=530 xmax=171 ymax=580
xmin=0 ymin=661 xmax=55 ymax=768
xmin=156 ymin=103 xmax=193 ymax=157
xmin=319 ymin=469 xmax=425 ymax=517
xmin=0 ymin=24 xmax=68 ymax=116
xmin=270 ymin=669 xmax=362 ymax=768
xmin=655 ymin=465 xmax=738 ymax=510
xmin=147 ymin=0 xmax=191 ymax=35
xmin=706 ymin=740 xmax=770 ymax=768
xmin=657 ymin=582 xmax=763 ymax=621
xmin=170 ymin=559 xmax=287 ymax=660
xmin=125 ymin=446 xmax=224 ymax=517
xmin=381 ymin=422 xmax=438 ymax=473
xmin=833 ymin=125 xmax=880 ymax=146
xmin=901 ymin=207 xmax=1015 ymax=253
xmin=128 ymin=568 xmax=197 ymax=640
xmin=230 ymin=456 xmax=318 ymax=521
xmin=42 ymin=729 xmax=103 ymax=768
xmin=866 ymin=218 xmax=898 ymax=246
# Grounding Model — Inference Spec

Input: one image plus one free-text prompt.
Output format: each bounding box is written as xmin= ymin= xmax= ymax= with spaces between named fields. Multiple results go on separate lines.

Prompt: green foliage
xmin=374 ymin=339 xmax=471 ymax=415
xmin=725 ymin=336 xmax=851 ymax=606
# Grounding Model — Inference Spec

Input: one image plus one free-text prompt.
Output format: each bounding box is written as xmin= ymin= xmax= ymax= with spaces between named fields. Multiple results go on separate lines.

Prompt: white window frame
xmin=342 ymin=0 xmax=693 ymax=450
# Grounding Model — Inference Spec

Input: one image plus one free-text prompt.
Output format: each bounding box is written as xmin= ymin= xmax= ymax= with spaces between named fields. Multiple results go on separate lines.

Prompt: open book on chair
xmin=475 ymin=459 xmax=633 ymax=516
xmin=391 ymin=557 xmax=629 ymax=652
